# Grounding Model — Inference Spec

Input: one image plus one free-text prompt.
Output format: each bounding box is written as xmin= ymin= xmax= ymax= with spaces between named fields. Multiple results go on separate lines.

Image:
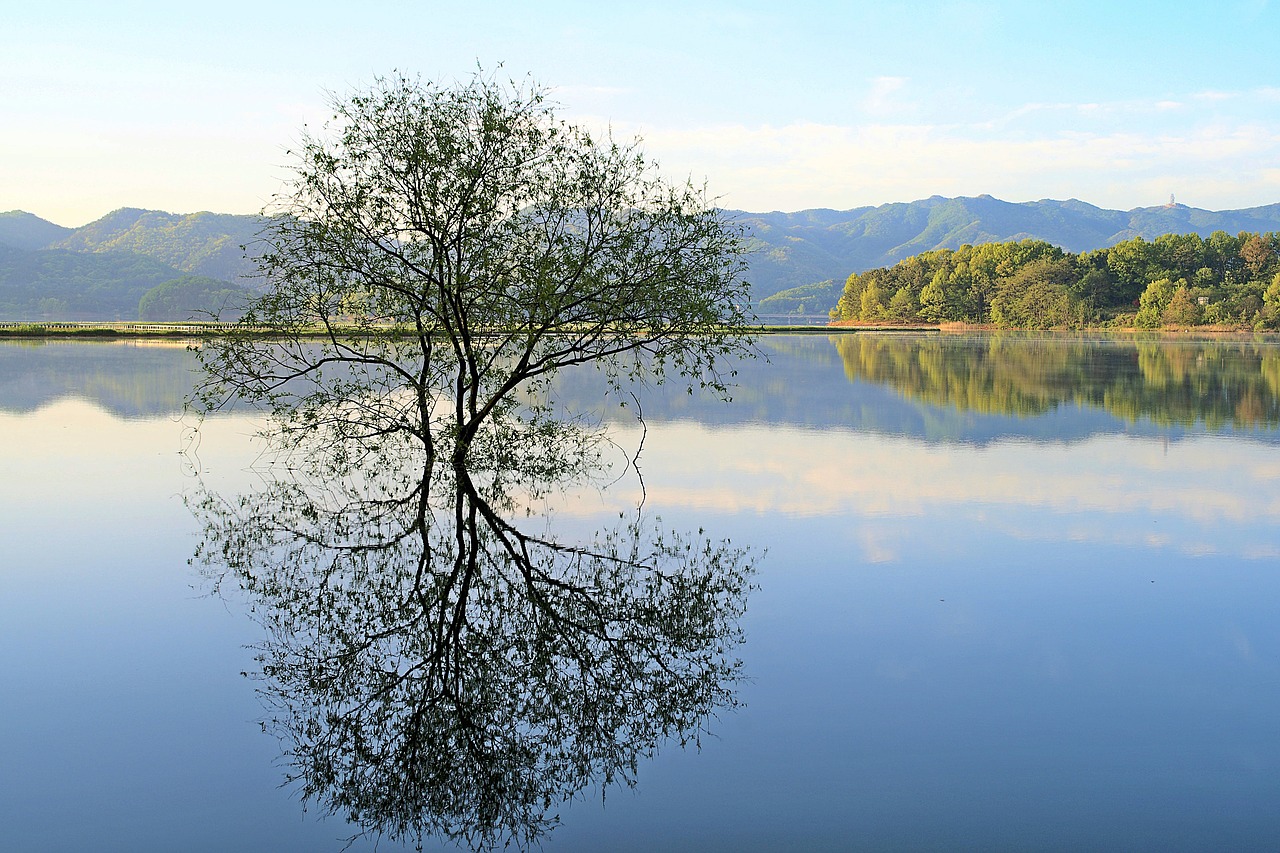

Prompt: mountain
xmin=50 ymin=208 xmax=265 ymax=285
xmin=0 ymin=211 xmax=74 ymax=251
xmin=7 ymin=196 xmax=1280 ymax=321
xmin=0 ymin=208 xmax=263 ymax=320
xmin=0 ymin=244 xmax=189 ymax=321
xmin=735 ymin=195 xmax=1280 ymax=314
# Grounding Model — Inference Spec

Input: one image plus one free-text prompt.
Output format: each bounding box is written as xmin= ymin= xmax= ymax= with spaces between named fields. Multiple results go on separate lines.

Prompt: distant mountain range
xmin=5 ymin=196 xmax=1280 ymax=321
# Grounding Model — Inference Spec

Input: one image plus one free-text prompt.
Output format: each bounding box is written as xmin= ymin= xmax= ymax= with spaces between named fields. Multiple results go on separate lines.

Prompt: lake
xmin=2 ymin=332 xmax=1279 ymax=851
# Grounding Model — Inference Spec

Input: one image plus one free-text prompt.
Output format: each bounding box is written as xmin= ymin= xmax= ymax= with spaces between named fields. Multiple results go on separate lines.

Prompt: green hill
xmin=51 ymin=208 xmax=266 ymax=285
xmin=137 ymin=275 xmax=250 ymax=321
xmin=0 ymin=245 xmax=189 ymax=320
xmin=0 ymin=211 xmax=74 ymax=251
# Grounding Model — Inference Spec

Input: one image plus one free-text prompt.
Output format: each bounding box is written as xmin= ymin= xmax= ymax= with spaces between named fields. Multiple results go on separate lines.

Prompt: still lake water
xmin=2 ymin=332 xmax=1279 ymax=851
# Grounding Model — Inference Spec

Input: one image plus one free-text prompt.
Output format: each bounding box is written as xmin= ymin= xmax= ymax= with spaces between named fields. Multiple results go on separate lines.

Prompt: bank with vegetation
xmin=829 ymin=231 xmax=1280 ymax=331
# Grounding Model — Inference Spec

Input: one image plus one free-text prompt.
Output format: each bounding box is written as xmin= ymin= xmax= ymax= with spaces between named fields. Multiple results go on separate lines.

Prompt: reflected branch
xmin=188 ymin=432 xmax=754 ymax=851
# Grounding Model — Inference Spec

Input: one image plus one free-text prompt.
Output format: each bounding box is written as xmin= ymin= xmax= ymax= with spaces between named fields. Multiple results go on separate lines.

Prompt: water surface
xmin=2 ymin=334 xmax=1278 ymax=851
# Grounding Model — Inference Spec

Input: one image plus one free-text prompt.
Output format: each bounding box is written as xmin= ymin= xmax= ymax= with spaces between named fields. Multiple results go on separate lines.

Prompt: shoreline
xmin=1 ymin=320 xmax=1276 ymax=340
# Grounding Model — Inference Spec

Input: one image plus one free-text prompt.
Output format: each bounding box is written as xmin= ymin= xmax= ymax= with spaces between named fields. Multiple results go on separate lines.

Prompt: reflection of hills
xmin=549 ymin=334 xmax=1280 ymax=445
xmin=5 ymin=336 xmax=1279 ymax=444
xmin=0 ymin=341 xmax=198 ymax=417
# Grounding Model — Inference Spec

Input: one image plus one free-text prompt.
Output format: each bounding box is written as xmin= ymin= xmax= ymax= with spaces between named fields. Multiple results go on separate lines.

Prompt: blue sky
xmin=4 ymin=0 xmax=1279 ymax=225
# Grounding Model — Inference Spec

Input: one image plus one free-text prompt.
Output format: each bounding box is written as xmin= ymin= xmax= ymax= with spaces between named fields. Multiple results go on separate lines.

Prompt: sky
xmin=4 ymin=0 xmax=1280 ymax=226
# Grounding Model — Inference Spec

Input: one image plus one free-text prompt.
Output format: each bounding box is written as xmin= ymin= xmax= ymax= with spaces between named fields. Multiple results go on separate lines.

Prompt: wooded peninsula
xmin=830 ymin=231 xmax=1280 ymax=330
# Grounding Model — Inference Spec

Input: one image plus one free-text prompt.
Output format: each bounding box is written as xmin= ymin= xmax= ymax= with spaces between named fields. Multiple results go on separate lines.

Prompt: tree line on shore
xmin=831 ymin=230 xmax=1280 ymax=330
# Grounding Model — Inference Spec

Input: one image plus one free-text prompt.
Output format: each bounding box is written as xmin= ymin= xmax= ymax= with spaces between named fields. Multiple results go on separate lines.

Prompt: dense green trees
xmin=831 ymin=231 xmax=1280 ymax=330
xmin=137 ymin=275 xmax=248 ymax=321
xmin=0 ymin=244 xmax=186 ymax=320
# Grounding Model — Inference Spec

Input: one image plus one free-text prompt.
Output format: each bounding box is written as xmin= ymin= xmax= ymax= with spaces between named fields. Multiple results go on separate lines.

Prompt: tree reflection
xmin=834 ymin=333 xmax=1280 ymax=429
xmin=189 ymin=426 xmax=754 ymax=851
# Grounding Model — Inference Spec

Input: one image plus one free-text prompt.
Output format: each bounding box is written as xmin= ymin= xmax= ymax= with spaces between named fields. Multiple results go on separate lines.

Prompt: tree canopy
xmin=196 ymin=71 xmax=754 ymax=463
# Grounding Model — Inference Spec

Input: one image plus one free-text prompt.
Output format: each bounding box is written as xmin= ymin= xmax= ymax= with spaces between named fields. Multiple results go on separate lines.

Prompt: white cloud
xmin=566 ymin=85 xmax=1280 ymax=211
xmin=864 ymin=76 xmax=911 ymax=115
xmin=616 ymin=109 xmax=1280 ymax=211
xmin=1193 ymin=89 xmax=1242 ymax=102
xmin=560 ymin=424 xmax=1280 ymax=564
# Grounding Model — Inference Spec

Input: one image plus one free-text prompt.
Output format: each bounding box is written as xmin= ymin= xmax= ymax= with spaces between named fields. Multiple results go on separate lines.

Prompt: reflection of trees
xmin=835 ymin=333 xmax=1280 ymax=429
xmin=189 ymin=432 xmax=753 ymax=851
xmin=0 ymin=341 xmax=196 ymax=416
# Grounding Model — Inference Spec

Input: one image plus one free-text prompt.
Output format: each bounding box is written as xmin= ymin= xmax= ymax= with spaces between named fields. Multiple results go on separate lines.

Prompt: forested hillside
xmin=831 ymin=231 xmax=1280 ymax=330
xmin=48 ymin=208 xmax=264 ymax=284
xmin=741 ymin=196 xmax=1280 ymax=314
xmin=0 ymin=245 xmax=188 ymax=320
xmin=0 ymin=211 xmax=73 ymax=251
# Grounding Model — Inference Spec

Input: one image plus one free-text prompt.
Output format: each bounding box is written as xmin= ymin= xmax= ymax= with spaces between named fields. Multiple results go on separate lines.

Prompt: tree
xmin=1206 ymin=230 xmax=1244 ymax=283
xmin=919 ymin=264 xmax=969 ymax=322
xmin=887 ymin=284 xmax=917 ymax=320
xmin=189 ymin=71 xmax=759 ymax=850
xmin=1152 ymin=232 xmax=1206 ymax=280
xmin=1161 ymin=284 xmax=1200 ymax=327
xmin=189 ymin=425 xmax=753 ymax=851
xmin=1106 ymin=237 xmax=1156 ymax=303
xmin=1135 ymin=277 xmax=1178 ymax=328
xmin=859 ymin=276 xmax=887 ymax=320
xmin=990 ymin=257 xmax=1079 ymax=328
xmin=834 ymin=269 xmax=869 ymax=320
xmin=196 ymin=71 xmax=755 ymax=462
xmin=1241 ymin=233 xmax=1275 ymax=279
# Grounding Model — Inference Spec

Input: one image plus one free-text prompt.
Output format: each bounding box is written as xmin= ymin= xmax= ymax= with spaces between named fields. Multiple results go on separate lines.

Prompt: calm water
xmin=2 ymin=333 xmax=1279 ymax=851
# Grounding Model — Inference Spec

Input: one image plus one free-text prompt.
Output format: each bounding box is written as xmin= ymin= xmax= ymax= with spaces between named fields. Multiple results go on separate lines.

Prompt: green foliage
xmin=1161 ymin=285 xmax=1201 ymax=327
xmin=1105 ymin=237 xmax=1157 ymax=302
xmin=0 ymin=244 xmax=186 ymax=320
xmin=52 ymin=209 xmax=264 ymax=284
xmin=887 ymin=284 xmax=917 ymax=319
xmin=918 ymin=265 xmax=966 ymax=321
xmin=137 ymin=275 xmax=248 ymax=321
xmin=197 ymin=71 xmax=755 ymax=465
xmin=990 ymin=258 xmax=1080 ymax=328
xmin=830 ymin=228 xmax=1280 ymax=330
xmin=1135 ymin=278 xmax=1178 ymax=328
xmin=1264 ymin=273 xmax=1280 ymax=308
xmin=859 ymin=276 xmax=888 ymax=319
